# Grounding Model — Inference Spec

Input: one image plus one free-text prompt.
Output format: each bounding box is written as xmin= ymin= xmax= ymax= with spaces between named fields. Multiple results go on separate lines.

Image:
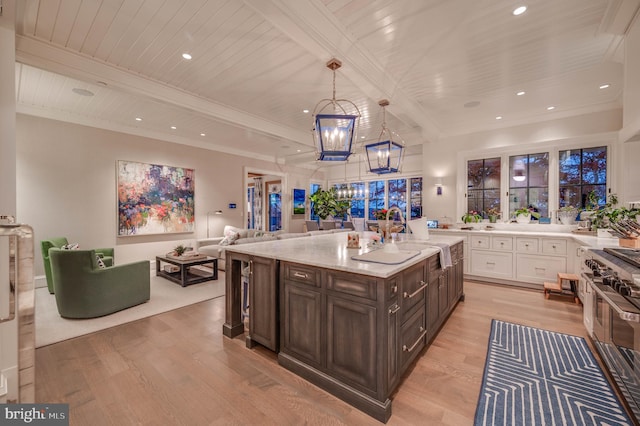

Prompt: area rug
xmin=474 ymin=319 xmax=632 ymax=426
xmin=35 ymin=271 xmax=225 ymax=348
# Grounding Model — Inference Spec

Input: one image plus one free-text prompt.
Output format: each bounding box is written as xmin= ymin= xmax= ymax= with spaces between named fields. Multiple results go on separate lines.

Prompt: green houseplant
xmin=513 ymin=207 xmax=541 ymax=223
xmin=308 ymin=188 xmax=351 ymax=220
xmin=461 ymin=210 xmax=482 ymax=223
xmin=486 ymin=207 xmax=500 ymax=223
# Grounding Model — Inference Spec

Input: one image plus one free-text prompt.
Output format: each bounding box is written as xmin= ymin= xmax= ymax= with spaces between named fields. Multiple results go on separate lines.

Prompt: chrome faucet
xmin=385 ymin=206 xmax=405 ymax=242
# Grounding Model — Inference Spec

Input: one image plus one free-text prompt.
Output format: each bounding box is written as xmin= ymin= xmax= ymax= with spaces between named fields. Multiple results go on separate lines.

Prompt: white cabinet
xmin=470 ymin=236 xmax=490 ymax=249
xmin=541 ymin=238 xmax=567 ymax=255
xmin=516 ymin=254 xmax=566 ymax=284
xmin=516 ymin=237 xmax=538 ymax=253
xmin=471 ymin=250 xmax=513 ymax=279
xmin=492 ymin=236 xmax=513 ymax=251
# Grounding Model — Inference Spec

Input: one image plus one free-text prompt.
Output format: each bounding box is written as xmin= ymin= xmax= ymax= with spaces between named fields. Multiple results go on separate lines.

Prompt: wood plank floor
xmin=36 ymin=281 xmax=587 ymax=425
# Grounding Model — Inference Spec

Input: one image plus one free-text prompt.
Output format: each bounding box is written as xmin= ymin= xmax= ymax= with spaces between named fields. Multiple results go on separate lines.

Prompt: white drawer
xmin=491 ymin=236 xmax=513 ymax=251
xmin=516 ymin=254 xmax=567 ymax=284
xmin=541 ymin=238 xmax=567 ymax=255
xmin=470 ymin=250 xmax=513 ymax=279
xmin=471 ymin=236 xmax=490 ymax=249
xmin=516 ymin=237 xmax=539 ymax=253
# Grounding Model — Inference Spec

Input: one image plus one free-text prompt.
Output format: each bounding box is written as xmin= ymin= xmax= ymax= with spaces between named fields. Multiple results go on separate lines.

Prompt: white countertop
xmin=225 ymin=232 xmax=465 ymax=278
xmin=430 ymin=227 xmax=622 ymax=249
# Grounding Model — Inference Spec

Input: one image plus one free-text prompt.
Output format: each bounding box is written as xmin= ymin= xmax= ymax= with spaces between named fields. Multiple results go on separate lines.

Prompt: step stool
xmin=544 ymin=273 xmax=580 ymax=304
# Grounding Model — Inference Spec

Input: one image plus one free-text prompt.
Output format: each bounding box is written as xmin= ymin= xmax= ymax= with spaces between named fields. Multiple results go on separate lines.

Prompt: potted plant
xmin=486 ymin=207 xmax=500 ymax=223
xmin=557 ymin=205 xmax=579 ymax=225
xmin=513 ymin=207 xmax=540 ymax=224
xmin=308 ymin=188 xmax=351 ymax=220
xmin=461 ymin=210 xmax=482 ymax=223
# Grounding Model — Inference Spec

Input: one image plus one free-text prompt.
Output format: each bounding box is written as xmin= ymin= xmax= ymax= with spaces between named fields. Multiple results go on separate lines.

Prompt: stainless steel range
xmin=583 ymin=247 xmax=640 ymax=423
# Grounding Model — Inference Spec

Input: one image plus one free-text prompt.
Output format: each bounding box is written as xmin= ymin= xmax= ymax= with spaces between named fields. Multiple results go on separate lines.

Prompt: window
xmin=409 ymin=177 xmax=423 ymax=219
xmin=349 ymin=182 xmax=366 ymax=218
xmin=387 ymin=178 xmax=407 ymax=219
xmin=559 ymin=146 xmax=607 ymax=209
xmin=467 ymin=158 xmax=500 ymax=216
xmin=368 ymin=180 xmax=385 ymax=219
xmin=309 ymin=183 xmax=321 ymax=221
xmin=509 ymin=153 xmax=549 ymax=217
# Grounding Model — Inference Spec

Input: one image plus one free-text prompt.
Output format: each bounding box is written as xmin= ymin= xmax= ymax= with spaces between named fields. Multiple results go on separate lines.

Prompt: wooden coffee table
xmin=156 ymin=255 xmax=218 ymax=287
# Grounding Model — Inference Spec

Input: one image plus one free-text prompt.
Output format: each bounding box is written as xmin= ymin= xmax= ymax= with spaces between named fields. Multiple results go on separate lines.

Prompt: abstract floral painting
xmin=117 ymin=160 xmax=195 ymax=236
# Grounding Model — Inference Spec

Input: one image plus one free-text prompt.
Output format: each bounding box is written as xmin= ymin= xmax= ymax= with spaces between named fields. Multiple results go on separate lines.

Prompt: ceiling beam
xmin=244 ymin=0 xmax=441 ymax=143
xmin=15 ymin=35 xmax=310 ymax=146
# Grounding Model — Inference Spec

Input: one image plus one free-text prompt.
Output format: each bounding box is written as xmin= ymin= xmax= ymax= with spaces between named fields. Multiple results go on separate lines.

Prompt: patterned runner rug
xmin=474 ymin=320 xmax=632 ymax=425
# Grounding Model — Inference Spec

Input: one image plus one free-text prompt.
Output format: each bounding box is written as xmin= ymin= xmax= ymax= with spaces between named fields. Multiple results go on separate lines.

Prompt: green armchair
xmin=41 ymin=237 xmax=113 ymax=293
xmin=49 ymin=248 xmax=150 ymax=319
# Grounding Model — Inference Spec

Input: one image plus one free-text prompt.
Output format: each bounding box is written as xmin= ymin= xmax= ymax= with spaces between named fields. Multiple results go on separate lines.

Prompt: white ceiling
xmin=13 ymin=0 xmax=638 ymax=167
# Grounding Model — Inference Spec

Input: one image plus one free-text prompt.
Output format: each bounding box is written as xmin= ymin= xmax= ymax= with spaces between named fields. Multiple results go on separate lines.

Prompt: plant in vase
xmin=513 ymin=207 xmax=541 ymax=224
xmin=557 ymin=205 xmax=579 ymax=225
xmin=461 ymin=210 xmax=482 ymax=224
xmin=486 ymin=207 xmax=500 ymax=223
xmin=171 ymin=244 xmax=187 ymax=257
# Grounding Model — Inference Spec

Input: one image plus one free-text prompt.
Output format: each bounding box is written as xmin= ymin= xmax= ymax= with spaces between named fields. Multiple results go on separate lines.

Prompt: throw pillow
xmin=219 ymin=229 xmax=240 ymax=246
xmin=95 ymin=255 xmax=106 ymax=269
xmin=61 ymin=243 xmax=79 ymax=250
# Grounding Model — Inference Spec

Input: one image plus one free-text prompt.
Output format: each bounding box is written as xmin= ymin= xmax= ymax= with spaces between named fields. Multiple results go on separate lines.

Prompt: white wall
xmin=621 ymin=14 xmax=640 ymax=143
xmin=16 ymin=114 xmax=318 ymax=280
xmin=423 ymin=109 xmax=624 ymax=221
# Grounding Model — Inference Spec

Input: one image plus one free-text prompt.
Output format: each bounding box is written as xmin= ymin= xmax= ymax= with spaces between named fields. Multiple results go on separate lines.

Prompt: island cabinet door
xmin=400 ymin=260 xmax=428 ymax=324
xmin=281 ymin=283 xmax=322 ymax=368
xmin=248 ymin=256 xmax=279 ymax=351
xmin=326 ymin=295 xmax=378 ymax=395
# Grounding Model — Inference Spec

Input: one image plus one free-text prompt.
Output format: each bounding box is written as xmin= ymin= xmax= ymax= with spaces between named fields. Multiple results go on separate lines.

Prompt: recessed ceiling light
xmin=182 ymin=53 xmax=192 ymax=60
xmin=361 ymin=136 xmax=365 ymax=139
xmin=303 ymin=109 xmax=309 ymax=114
xmin=496 ymin=116 xmax=503 ymax=120
xmin=547 ymin=106 xmax=555 ymax=111
xmin=135 ymin=117 xmax=142 ymax=121
xmin=200 ymin=133 xmax=206 ymax=136
xmin=513 ymin=6 xmax=527 ymax=16
xmin=72 ymin=88 xmax=94 ymax=97
xmin=516 ymin=91 xmax=526 ymax=96
xmin=599 ymin=84 xmax=610 ymax=89
xmin=297 ymin=149 xmax=301 ymax=152
xmin=171 ymin=126 xmax=177 ymax=130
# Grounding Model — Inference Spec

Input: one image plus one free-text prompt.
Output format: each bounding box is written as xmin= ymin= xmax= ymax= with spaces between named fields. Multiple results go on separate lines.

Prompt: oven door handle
xmin=590 ymin=282 xmax=640 ymax=323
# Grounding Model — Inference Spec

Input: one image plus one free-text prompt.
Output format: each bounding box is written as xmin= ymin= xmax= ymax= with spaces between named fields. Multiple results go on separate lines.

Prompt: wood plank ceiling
xmin=13 ymin=0 xmax=635 ymax=166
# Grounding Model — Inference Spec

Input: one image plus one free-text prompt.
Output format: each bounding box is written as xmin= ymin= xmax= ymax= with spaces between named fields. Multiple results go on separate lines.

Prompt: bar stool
xmin=544 ymin=272 xmax=580 ymax=304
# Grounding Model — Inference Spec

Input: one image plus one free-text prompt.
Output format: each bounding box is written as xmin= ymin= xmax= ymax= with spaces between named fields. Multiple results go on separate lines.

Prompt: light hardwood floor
xmin=36 ymin=281 xmax=587 ymax=425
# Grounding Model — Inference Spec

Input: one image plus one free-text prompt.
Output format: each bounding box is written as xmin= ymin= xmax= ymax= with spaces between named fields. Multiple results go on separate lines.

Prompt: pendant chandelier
xmin=312 ymin=58 xmax=361 ymax=161
xmin=365 ymin=100 xmax=404 ymax=174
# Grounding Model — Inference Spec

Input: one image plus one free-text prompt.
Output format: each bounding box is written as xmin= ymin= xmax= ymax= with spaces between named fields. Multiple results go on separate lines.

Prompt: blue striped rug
xmin=474 ymin=320 xmax=632 ymax=425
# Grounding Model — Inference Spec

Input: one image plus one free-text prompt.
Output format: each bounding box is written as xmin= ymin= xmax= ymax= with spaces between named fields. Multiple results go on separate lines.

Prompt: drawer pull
xmin=500 ymin=242 xmax=504 ymax=246
xmin=535 ymin=267 xmax=546 ymax=271
xmin=404 ymin=281 xmax=428 ymax=299
xmin=392 ymin=284 xmax=398 ymax=294
xmin=403 ymin=327 xmax=427 ymax=353
xmin=552 ymin=245 xmax=557 ymax=249
xmin=293 ymin=272 xmax=309 ymax=279
xmin=388 ymin=304 xmax=400 ymax=315
xmin=486 ymin=261 xmax=495 ymax=265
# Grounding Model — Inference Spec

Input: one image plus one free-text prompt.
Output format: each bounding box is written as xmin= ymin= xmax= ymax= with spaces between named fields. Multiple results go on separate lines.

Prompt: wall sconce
xmin=435 ymin=178 xmax=443 ymax=196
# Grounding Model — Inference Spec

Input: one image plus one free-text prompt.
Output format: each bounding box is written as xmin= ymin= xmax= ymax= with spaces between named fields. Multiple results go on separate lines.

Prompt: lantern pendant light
xmin=312 ymin=58 xmax=361 ymax=161
xmin=365 ymin=99 xmax=404 ymax=174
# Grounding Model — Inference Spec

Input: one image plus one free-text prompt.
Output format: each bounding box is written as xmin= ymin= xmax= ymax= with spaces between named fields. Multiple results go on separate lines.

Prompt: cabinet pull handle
xmin=535 ymin=267 xmax=545 ymax=271
xmin=403 ymin=327 xmax=427 ymax=353
xmin=293 ymin=272 xmax=308 ymax=279
xmin=552 ymin=245 xmax=556 ymax=249
xmin=392 ymin=284 xmax=398 ymax=294
xmin=404 ymin=281 xmax=428 ymax=299
xmin=486 ymin=261 xmax=495 ymax=265
xmin=249 ymin=260 xmax=253 ymax=276
xmin=388 ymin=304 xmax=400 ymax=315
